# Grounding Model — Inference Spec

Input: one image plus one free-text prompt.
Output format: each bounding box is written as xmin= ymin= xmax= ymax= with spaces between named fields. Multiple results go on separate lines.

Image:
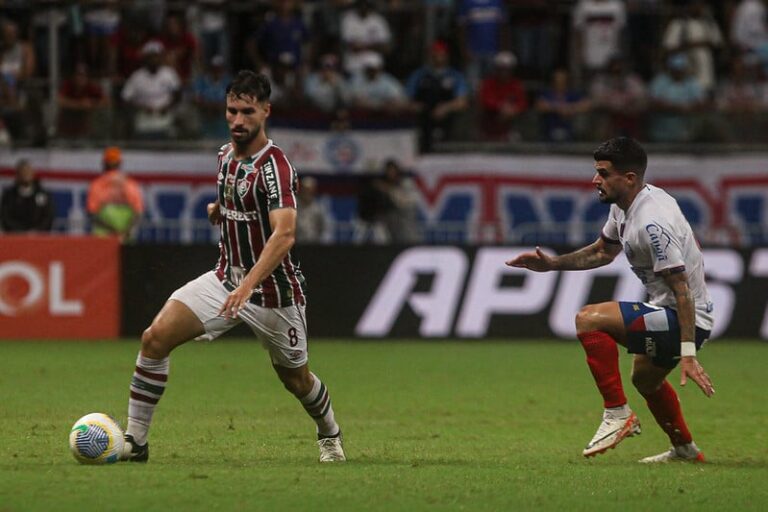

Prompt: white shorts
xmin=169 ymin=271 xmax=308 ymax=368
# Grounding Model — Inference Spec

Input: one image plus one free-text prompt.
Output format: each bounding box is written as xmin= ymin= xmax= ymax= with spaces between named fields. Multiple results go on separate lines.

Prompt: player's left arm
xmin=219 ymin=207 xmax=296 ymax=318
xmin=662 ymin=270 xmax=715 ymax=397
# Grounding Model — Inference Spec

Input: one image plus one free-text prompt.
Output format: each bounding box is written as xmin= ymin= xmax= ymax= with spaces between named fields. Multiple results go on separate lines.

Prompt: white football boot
xmin=318 ymin=434 xmax=346 ymax=462
xmin=583 ymin=407 xmax=641 ymax=457
xmin=639 ymin=442 xmax=706 ymax=463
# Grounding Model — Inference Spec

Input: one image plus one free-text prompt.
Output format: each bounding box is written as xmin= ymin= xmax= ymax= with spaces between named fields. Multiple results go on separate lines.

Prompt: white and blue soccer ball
xmin=69 ymin=413 xmax=125 ymax=464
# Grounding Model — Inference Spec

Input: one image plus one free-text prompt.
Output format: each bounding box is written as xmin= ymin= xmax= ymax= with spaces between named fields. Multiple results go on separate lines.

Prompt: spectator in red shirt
xmin=159 ymin=12 xmax=199 ymax=83
xmin=110 ymin=16 xmax=150 ymax=83
xmin=478 ymin=51 xmax=528 ymax=141
xmin=58 ymin=61 xmax=109 ymax=137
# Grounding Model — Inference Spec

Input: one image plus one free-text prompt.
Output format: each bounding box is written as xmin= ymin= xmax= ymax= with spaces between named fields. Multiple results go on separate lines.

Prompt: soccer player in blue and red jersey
xmin=120 ymin=70 xmax=345 ymax=463
xmin=507 ymin=137 xmax=714 ymax=463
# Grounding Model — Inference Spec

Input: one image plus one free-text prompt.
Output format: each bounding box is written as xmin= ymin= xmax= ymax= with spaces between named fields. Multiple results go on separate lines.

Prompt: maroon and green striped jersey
xmin=213 ymin=140 xmax=306 ymax=308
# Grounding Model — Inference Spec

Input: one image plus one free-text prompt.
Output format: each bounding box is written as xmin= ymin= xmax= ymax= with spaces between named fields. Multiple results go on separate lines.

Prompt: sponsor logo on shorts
xmin=645 ymin=337 xmax=657 ymax=357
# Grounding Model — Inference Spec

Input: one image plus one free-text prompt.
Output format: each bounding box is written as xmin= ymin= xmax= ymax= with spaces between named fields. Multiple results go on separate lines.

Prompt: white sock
xmin=300 ymin=373 xmax=340 ymax=437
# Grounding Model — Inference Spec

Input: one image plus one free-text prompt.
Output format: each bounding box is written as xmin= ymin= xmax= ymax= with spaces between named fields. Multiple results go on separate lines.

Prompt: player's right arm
xmin=506 ymin=237 xmax=622 ymax=272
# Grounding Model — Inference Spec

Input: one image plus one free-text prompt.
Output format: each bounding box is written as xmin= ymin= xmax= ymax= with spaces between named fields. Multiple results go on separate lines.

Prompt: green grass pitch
xmin=0 ymin=339 xmax=766 ymax=511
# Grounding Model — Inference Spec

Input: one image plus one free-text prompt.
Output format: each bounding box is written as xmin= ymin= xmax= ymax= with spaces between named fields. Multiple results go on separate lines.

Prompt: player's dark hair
xmin=593 ymin=137 xmax=647 ymax=176
xmin=226 ymin=70 xmax=271 ymax=102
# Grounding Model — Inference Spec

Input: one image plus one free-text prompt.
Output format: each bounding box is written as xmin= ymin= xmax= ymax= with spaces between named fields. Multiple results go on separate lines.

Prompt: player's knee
xmin=141 ymin=325 xmax=170 ymax=359
xmin=575 ymin=305 xmax=600 ymax=334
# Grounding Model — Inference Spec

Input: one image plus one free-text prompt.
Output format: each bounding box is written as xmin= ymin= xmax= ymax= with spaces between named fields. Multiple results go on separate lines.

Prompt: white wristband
xmin=680 ymin=342 xmax=696 ymax=357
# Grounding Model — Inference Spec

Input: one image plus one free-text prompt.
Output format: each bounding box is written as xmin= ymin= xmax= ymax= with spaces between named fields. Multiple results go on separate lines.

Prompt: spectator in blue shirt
xmin=192 ymin=54 xmax=231 ymax=139
xmin=457 ymin=0 xmax=509 ymax=90
xmin=256 ymin=0 xmax=309 ymax=70
xmin=406 ymin=40 xmax=470 ymax=152
xmin=649 ymin=53 xmax=706 ymax=142
xmin=535 ymin=68 xmax=591 ymax=142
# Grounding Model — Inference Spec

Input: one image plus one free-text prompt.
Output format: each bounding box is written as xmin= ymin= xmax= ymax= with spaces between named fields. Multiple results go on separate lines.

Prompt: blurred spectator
xmin=406 ymin=40 xmax=469 ymax=152
xmin=717 ymin=56 xmax=762 ymax=112
xmin=382 ymin=0 xmax=423 ymax=80
xmin=83 ymin=1 xmax=122 ymax=77
xmin=535 ymin=68 xmax=591 ymax=142
xmin=457 ymin=0 xmax=509 ymax=90
xmin=478 ymin=51 xmax=528 ymax=141
xmin=730 ymin=0 xmax=768 ymax=54
xmin=509 ymin=0 xmax=558 ymax=80
xmin=589 ymin=56 xmax=648 ymax=139
xmin=304 ymin=53 xmax=350 ymax=113
xmin=87 ymin=147 xmax=144 ymax=242
xmin=626 ymin=0 xmax=662 ymax=81
xmin=662 ymin=0 xmax=723 ymax=94
xmin=296 ymin=176 xmax=329 ymax=243
xmin=267 ymin=53 xmax=303 ymax=111
xmin=348 ymin=51 xmax=408 ymax=112
xmin=356 ymin=159 xmax=420 ymax=244
xmin=255 ymin=0 xmax=308 ymax=72
xmin=0 ymin=71 xmax=22 ymax=142
xmin=192 ymin=54 xmax=231 ymax=140
xmin=0 ymin=159 xmax=54 ymax=233
xmin=196 ymin=0 xmax=230 ymax=67
xmin=311 ymin=0 xmax=355 ymax=57
xmin=649 ymin=53 xmax=706 ymax=142
xmin=572 ymin=0 xmax=626 ymax=81
xmin=0 ymin=19 xmax=36 ymax=83
xmin=110 ymin=14 xmax=150 ymax=83
xmin=716 ymin=56 xmax=764 ymax=141
xmin=340 ymin=0 xmax=392 ymax=75
xmin=159 ymin=12 xmax=199 ymax=84
xmin=377 ymin=159 xmax=421 ymax=243
xmin=121 ymin=41 xmax=182 ymax=139
xmin=58 ymin=62 xmax=109 ymax=138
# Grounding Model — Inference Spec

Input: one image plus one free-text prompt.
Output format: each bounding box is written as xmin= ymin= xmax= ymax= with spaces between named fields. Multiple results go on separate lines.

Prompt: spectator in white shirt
xmin=349 ymin=51 xmax=407 ymax=112
xmin=121 ymin=41 xmax=182 ymax=139
xmin=572 ymin=0 xmax=626 ymax=78
xmin=663 ymin=0 xmax=723 ymax=93
xmin=340 ymin=0 xmax=391 ymax=75
xmin=731 ymin=0 xmax=768 ymax=53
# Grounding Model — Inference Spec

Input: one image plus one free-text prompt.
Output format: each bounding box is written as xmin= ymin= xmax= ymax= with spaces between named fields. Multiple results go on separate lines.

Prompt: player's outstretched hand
xmin=680 ymin=356 xmax=715 ymax=397
xmin=505 ymin=247 xmax=556 ymax=272
xmin=207 ymin=202 xmax=222 ymax=225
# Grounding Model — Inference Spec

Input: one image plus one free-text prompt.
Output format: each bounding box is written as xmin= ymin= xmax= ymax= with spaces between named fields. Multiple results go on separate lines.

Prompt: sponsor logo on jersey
xmin=262 ymin=160 xmax=278 ymax=201
xmin=645 ymin=223 xmax=670 ymax=261
xmin=219 ymin=205 xmax=258 ymax=221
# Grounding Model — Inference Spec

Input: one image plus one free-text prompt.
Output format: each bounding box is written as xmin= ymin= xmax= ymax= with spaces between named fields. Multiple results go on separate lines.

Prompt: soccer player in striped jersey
xmin=121 ymin=70 xmax=345 ymax=463
xmin=507 ymin=137 xmax=714 ymax=463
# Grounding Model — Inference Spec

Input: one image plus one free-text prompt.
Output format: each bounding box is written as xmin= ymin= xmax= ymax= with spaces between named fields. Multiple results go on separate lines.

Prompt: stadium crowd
xmin=1 ymin=0 xmax=768 ymax=150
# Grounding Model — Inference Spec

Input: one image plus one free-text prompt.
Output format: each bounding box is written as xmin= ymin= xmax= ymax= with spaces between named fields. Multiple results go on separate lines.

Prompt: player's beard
xmin=231 ymin=124 xmax=262 ymax=149
xmin=596 ymin=187 xmax=615 ymax=204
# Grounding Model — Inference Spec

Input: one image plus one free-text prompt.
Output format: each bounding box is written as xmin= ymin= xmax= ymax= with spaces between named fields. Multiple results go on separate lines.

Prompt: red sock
xmin=642 ymin=380 xmax=693 ymax=446
xmin=578 ymin=331 xmax=627 ymax=408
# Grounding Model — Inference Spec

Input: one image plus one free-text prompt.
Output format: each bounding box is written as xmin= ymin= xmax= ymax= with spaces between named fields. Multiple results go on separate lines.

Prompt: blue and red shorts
xmin=619 ymin=302 xmax=711 ymax=369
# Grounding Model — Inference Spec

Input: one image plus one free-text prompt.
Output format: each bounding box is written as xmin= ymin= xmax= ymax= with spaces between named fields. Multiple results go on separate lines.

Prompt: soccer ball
xmin=69 ymin=413 xmax=125 ymax=464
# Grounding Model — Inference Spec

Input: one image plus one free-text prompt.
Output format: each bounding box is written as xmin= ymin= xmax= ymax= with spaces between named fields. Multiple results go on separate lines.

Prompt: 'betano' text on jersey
xmin=213 ymin=140 xmax=306 ymax=308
